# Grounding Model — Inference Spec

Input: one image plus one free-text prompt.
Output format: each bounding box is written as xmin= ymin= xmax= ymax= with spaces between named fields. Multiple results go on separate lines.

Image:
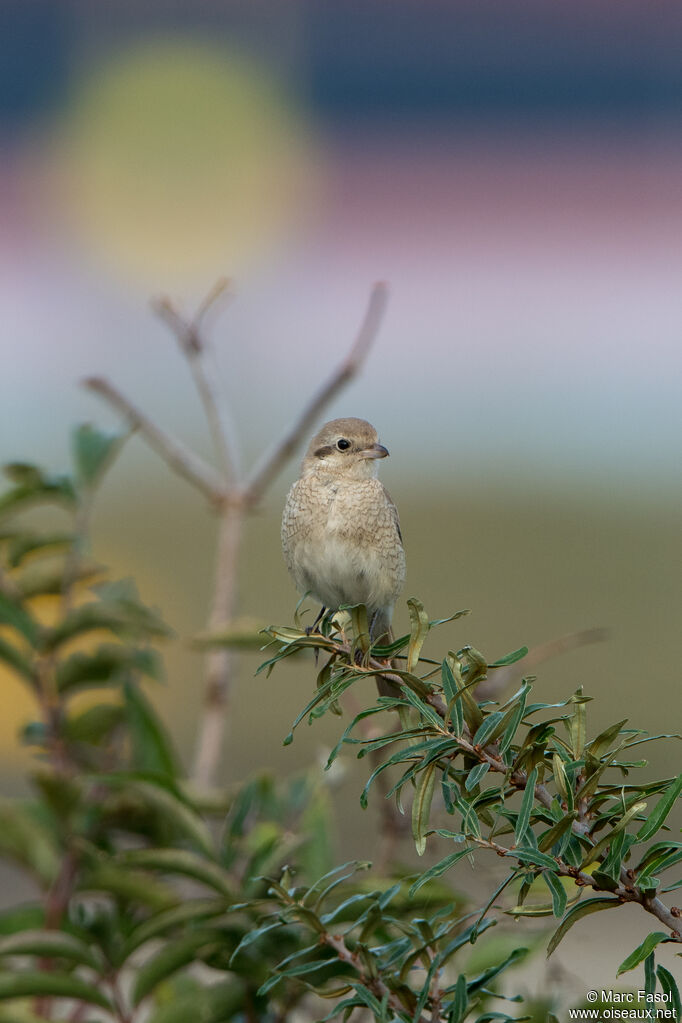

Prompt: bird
xmin=281 ymin=417 xmax=405 ymax=645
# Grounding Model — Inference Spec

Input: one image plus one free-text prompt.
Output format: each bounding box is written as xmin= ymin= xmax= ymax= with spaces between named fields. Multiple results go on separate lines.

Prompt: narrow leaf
xmin=657 ymin=965 xmax=681 ymax=1018
xmin=412 ymin=761 xmax=437 ymax=856
xmin=465 ymin=762 xmax=490 ymax=792
xmin=547 ymin=897 xmax=621 ymax=957
xmin=489 ymin=646 xmax=528 ymax=667
xmin=0 ymin=971 xmax=112 ymax=1009
xmin=406 ymin=597 xmax=430 ymax=673
xmin=115 ymin=848 xmax=233 ymax=896
xmin=617 ymin=932 xmax=670 ymax=976
xmin=636 ymin=773 xmax=682 ymax=843
xmin=0 ymin=930 xmax=100 ymax=970
xmin=124 ymin=680 xmax=179 ymax=777
xmin=133 ymin=931 xmax=222 ymax=1005
xmin=408 ymin=847 xmax=471 ymax=897
xmin=542 ymin=871 xmax=568 ymax=918
xmin=514 ymin=767 xmax=538 ymax=845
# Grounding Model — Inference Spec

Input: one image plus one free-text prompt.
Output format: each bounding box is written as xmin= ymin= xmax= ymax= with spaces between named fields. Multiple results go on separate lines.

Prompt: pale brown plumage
xmin=281 ymin=417 xmax=405 ymax=641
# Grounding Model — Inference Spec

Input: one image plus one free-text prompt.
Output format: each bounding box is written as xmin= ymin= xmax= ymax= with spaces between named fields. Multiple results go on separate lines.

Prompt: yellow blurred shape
xmin=54 ymin=39 xmax=320 ymax=286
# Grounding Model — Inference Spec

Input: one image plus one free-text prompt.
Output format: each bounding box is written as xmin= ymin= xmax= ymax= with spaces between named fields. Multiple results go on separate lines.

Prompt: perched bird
xmin=281 ymin=417 xmax=405 ymax=643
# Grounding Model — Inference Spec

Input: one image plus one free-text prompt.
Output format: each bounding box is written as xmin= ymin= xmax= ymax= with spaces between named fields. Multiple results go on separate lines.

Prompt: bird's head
xmin=302 ymin=417 xmax=389 ymax=479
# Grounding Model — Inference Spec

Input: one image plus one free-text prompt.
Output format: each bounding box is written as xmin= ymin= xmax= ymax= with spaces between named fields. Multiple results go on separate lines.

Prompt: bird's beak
xmin=360 ymin=443 xmax=389 ymax=460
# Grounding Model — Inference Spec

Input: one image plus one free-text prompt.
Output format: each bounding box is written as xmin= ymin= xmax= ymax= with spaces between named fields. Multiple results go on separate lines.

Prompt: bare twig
xmin=83 ymin=377 xmax=226 ymax=505
xmin=153 ymin=282 xmax=242 ymax=482
xmin=243 ymin=281 xmax=389 ymax=505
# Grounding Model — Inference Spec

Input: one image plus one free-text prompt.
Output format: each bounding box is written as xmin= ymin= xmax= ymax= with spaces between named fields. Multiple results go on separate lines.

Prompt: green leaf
xmin=0 ymin=930 xmax=101 ymax=970
xmin=442 ymin=658 xmax=465 ymax=735
xmin=489 ymin=646 xmax=528 ymax=667
xmin=0 ymin=636 xmax=35 ymax=685
xmin=360 ymin=737 xmax=455 ymax=808
xmin=497 ymin=687 xmax=530 ymax=754
xmin=636 ymin=773 xmax=682 ymax=843
xmin=455 ymin=792 xmax=481 ymax=839
xmin=449 ymin=974 xmax=468 ymax=1023
xmin=471 ymin=871 xmax=520 ymax=941
xmin=125 ymin=898 xmax=233 ymax=956
xmin=64 ymin=703 xmax=127 ymax=745
xmin=347 ymin=982 xmax=384 ymax=1017
xmin=657 ymin=965 xmax=681 ymax=1018
xmin=6 ymin=531 xmax=74 ymax=568
xmin=0 ymin=592 xmax=41 ymax=646
xmin=547 ymin=896 xmax=622 ymax=957
xmin=577 ymin=738 xmax=630 ymax=803
xmin=399 ymin=686 xmax=444 ymax=731
xmin=467 ymin=946 xmax=528 ymax=991
xmin=538 ymin=812 xmax=578 ymax=853
xmin=45 ymin=584 xmax=171 ymax=651
xmin=542 ymin=871 xmax=568 ymax=918
xmin=124 ymin=681 xmax=179 ymax=777
xmin=446 ymin=652 xmax=483 ymax=731
xmin=514 ymin=767 xmax=538 ymax=845
xmin=465 ymin=763 xmax=490 ymax=792
xmin=347 ymin=603 xmax=370 ymax=656
xmin=472 ymin=713 xmax=505 ymax=748
xmin=0 ymin=905 xmax=44 ymax=937
xmin=133 ymin=930 xmax=223 ymax=1005
xmin=637 ymin=848 xmax=682 ymax=885
xmin=0 ymin=971 xmax=112 ymax=1009
xmin=0 ymin=466 xmax=76 ymax=515
xmin=80 ymin=863 xmax=177 ymax=912
xmin=441 ymin=657 xmax=458 ymax=703
xmin=99 ymin=777 xmax=213 ymax=855
xmin=408 ymin=846 xmax=471 ymax=897
xmin=617 ymin=932 xmax=670 ymax=976
xmin=568 ymin=697 xmax=586 ymax=759
xmin=57 ymin=644 xmax=162 ymax=694
xmin=406 ymin=597 xmax=430 ymax=672
xmin=115 ymin=848 xmax=233 ymax=896
xmin=507 ymin=847 xmax=558 ymax=871
xmin=581 ymin=802 xmax=647 ymax=869
xmin=72 ymin=424 xmax=125 ymax=487
xmin=228 ymin=920 xmax=286 ymax=964
xmin=0 ymin=800 xmax=59 ymax=884
xmin=644 ymin=950 xmax=656 ymax=1001
xmin=587 ymin=719 xmax=629 ymax=760
xmin=412 ymin=761 xmax=437 ymax=855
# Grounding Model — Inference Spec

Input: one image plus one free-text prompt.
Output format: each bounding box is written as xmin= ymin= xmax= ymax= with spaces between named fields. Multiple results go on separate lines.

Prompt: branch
xmin=323 ymin=931 xmax=431 ymax=1023
xmin=83 ymin=377 xmax=226 ymax=505
xmin=243 ymin=281 xmax=389 ymax=505
xmin=153 ymin=281 xmax=242 ymax=483
xmin=470 ymin=833 xmax=682 ymax=939
xmin=319 ymin=639 xmax=682 ymax=943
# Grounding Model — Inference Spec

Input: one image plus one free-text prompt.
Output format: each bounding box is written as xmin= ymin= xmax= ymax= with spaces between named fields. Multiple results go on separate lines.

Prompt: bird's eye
xmin=336 ymin=438 xmax=351 ymax=451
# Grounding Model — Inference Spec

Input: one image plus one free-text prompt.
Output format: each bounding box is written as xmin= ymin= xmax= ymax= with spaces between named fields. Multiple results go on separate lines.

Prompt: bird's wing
xmin=380 ymin=482 xmax=403 ymax=545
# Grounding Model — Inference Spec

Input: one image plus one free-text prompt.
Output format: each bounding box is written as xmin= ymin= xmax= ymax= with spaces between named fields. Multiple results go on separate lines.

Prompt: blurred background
xmin=2 ymin=0 xmax=682 ymax=992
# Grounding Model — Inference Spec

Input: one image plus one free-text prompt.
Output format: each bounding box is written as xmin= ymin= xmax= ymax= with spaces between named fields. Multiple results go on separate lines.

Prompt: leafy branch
xmin=248 ymin=601 xmax=682 ymax=1016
